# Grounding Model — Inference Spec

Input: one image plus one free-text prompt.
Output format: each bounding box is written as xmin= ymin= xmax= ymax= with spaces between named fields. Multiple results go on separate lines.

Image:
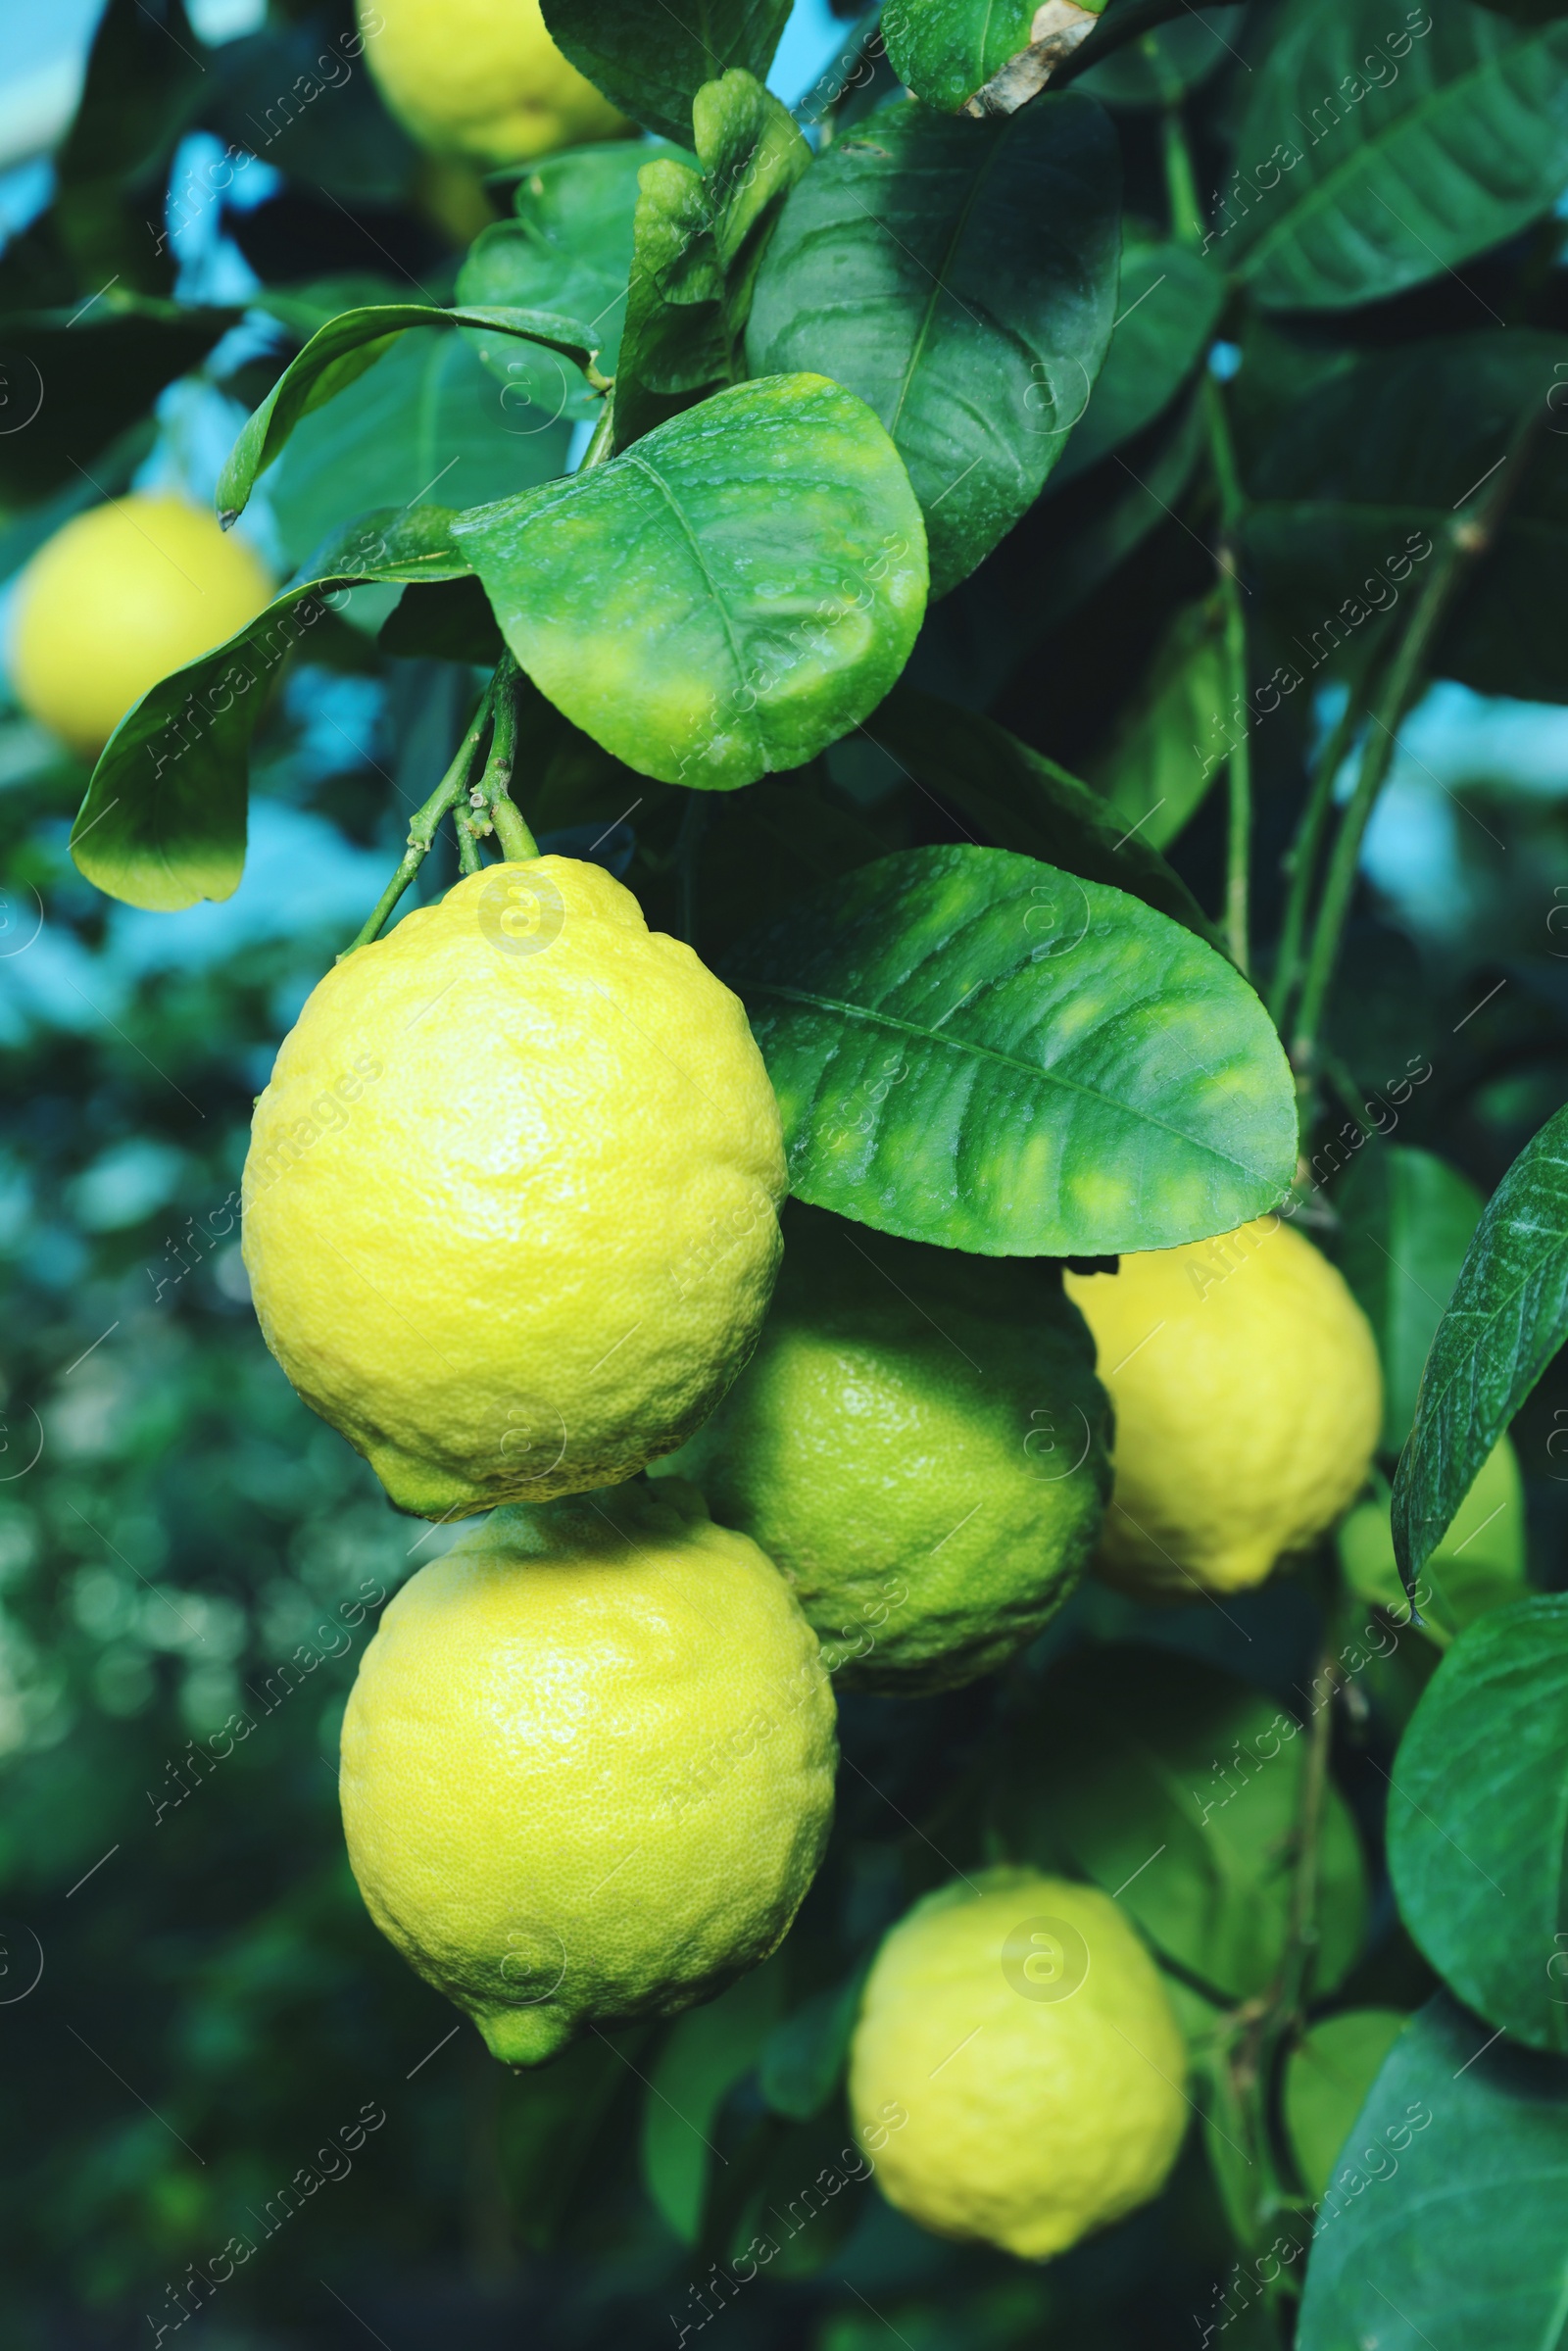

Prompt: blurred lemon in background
xmin=358 ymin=0 xmax=631 ymax=166
xmin=1067 ymin=1217 xmax=1382 ymax=1596
xmin=849 ymin=1869 xmax=1188 ymax=2259
xmin=11 ymin=495 xmax=271 ymax=759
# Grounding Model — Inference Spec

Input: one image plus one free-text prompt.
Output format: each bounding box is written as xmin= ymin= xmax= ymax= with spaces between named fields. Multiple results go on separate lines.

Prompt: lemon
xmin=1065 ymin=1216 xmax=1382 ymax=1597
xmin=340 ymin=1480 xmax=837 ymax=2064
xmin=849 ymin=1869 xmax=1187 ymax=2259
xmin=666 ymin=1205 xmax=1110 ymax=1691
xmin=10 ymin=495 xmax=271 ymax=759
xmin=242 ymin=857 xmax=786 ymax=1518
xmin=358 ymin=0 xmax=630 ymax=166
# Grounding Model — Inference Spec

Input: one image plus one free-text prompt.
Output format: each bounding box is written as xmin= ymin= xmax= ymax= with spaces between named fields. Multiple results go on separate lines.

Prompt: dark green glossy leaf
xmin=1247 ymin=333 xmax=1568 ymax=705
xmin=1392 ymin=1103 xmax=1568 ymax=1586
xmin=216 ymin=304 xmax=601 ymax=523
xmin=1338 ymin=1146 xmax=1485 ymax=1452
xmin=862 ymin=679 xmax=1224 ymax=947
xmin=993 ymin=1645 xmax=1368 ymax=2000
xmin=1297 ymin=1994 xmax=1568 ymax=2351
xmin=457 ymin=141 xmax=690 ymax=418
xmin=1387 ymin=1597 xmax=1568 ymax=2051
xmin=454 ymin=374 xmax=927 ymax=791
xmin=1053 ymin=232 xmax=1223 ymax=490
xmin=539 ymin=0 xmax=793 ymax=146
xmin=880 ymin=0 xmax=1039 ymax=111
xmin=54 ymin=0 xmax=203 ymax=296
xmin=615 ymin=72 xmax=808 ymax=449
xmin=748 ymin=96 xmax=1120 ymax=599
xmin=1226 ymin=0 xmax=1568 ymax=311
xmin=725 ymin=843 xmax=1297 ymax=1254
xmin=205 ymin=20 xmax=419 ymax=208
xmin=1085 ymin=594 xmax=1228 ymax=850
xmin=0 ymin=301 xmax=238 ymax=503
xmin=264 ymin=323 xmax=571 ymax=578
xmin=1075 ymin=8 xmax=1241 ymax=103
xmin=1340 ymin=1440 xmax=1528 ymax=1648
xmin=379 ymin=574 xmax=505 ymax=664
xmin=1285 ymin=2011 xmax=1410 ymax=2200
xmin=70 ymin=508 xmax=470 ymax=911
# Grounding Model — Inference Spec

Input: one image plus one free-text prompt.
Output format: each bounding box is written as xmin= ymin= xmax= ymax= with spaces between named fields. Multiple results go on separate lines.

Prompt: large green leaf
xmin=1247 ymin=333 xmax=1568 ymax=706
xmin=1392 ymin=1103 xmax=1568 ymax=1587
xmin=1075 ymin=8 xmax=1241 ymax=104
xmin=861 ymin=679 xmax=1225 ymax=947
xmin=216 ymin=304 xmax=601 ymax=523
xmin=614 ymin=72 xmax=808 ymax=449
xmin=69 ymin=509 xmax=471 ymax=911
xmin=1387 ymin=1597 xmax=1568 ymax=2051
xmin=265 ymin=324 xmax=571 ymax=578
xmin=724 ymin=843 xmax=1297 ymax=1254
xmin=1052 ymin=231 xmax=1224 ymax=490
xmin=453 ymin=374 xmax=927 ymax=791
xmin=1227 ymin=0 xmax=1568 ymax=310
xmin=747 ymin=96 xmax=1120 ymax=600
xmin=1297 ymin=1994 xmax=1568 ymax=2351
xmin=538 ymin=0 xmax=793 ymax=146
xmin=1337 ymin=1146 xmax=1486 ymax=1452
xmin=456 ymin=142 xmax=689 ymax=418
xmin=993 ymin=1645 xmax=1368 ymax=2001
xmin=1085 ymin=594 xmax=1229 ymax=850
xmin=882 ymin=0 xmax=1049 ymax=112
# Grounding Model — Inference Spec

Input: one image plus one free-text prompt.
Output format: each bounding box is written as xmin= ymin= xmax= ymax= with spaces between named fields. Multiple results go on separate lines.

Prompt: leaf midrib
xmin=887 ymin=124 xmax=1006 ymax=439
xmin=623 ymin=447 xmax=764 ymax=767
xmin=747 ymin=978 xmax=1272 ymax=1181
xmin=1237 ymin=19 xmax=1567 ymax=283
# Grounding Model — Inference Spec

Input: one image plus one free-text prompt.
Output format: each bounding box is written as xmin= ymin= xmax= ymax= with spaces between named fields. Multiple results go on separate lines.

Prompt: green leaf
xmin=993 ymin=1645 xmax=1369 ymax=2001
xmin=1075 ymin=8 xmax=1241 ymax=104
xmin=216 ymin=304 xmax=602 ymax=524
xmin=538 ymin=0 xmax=793 ymax=146
xmin=1085 ymin=594 xmax=1228 ymax=851
xmin=456 ymin=141 xmax=691 ymax=417
xmin=614 ymin=72 xmax=808 ymax=449
xmin=1247 ymin=332 xmax=1568 ymax=706
xmin=54 ymin=0 xmax=204 ymax=296
xmin=1337 ymin=1146 xmax=1486 ymax=1453
xmin=453 ymin=373 xmax=927 ymax=791
xmin=1285 ymin=2011 xmax=1411 ymax=2201
xmin=725 ymin=843 xmax=1297 ymax=1254
xmin=1392 ymin=1103 xmax=1568 ymax=1587
xmin=1387 ymin=1597 xmax=1568 ymax=2052
xmin=1297 ymin=1994 xmax=1568 ymax=2351
xmin=758 ymin=1968 xmax=869 ymax=2122
xmin=880 ymin=0 xmax=1039 ymax=111
xmin=1227 ymin=0 xmax=1568 ymax=311
xmin=1052 ymin=231 xmax=1224 ymax=490
xmin=264 ymin=323 xmax=571 ymax=579
xmin=69 ymin=508 xmax=470 ymax=911
xmin=640 ymin=1965 xmax=783 ymax=2243
xmin=0 ymin=301 xmax=238 ymax=503
xmin=1340 ymin=1439 xmax=1528 ymax=1647
xmin=861 ymin=679 xmax=1225 ymax=948
xmin=379 ymin=575 xmax=505 ymax=665
xmin=747 ymin=95 xmax=1121 ymax=600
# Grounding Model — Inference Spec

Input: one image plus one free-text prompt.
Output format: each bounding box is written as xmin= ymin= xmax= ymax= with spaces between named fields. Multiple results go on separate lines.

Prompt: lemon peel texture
xmin=243 ymin=857 xmax=786 ymax=1518
xmin=340 ymin=1481 xmax=837 ymax=2064
xmin=849 ymin=1869 xmax=1188 ymax=2260
xmin=667 ymin=1203 xmax=1110 ymax=1691
xmin=1067 ymin=1216 xmax=1382 ymax=1597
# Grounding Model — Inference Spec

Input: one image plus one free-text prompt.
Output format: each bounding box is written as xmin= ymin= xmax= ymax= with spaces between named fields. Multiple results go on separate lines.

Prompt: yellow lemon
xmin=340 ymin=1481 xmax=837 ymax=2064
xmin=1066 ymin=1217 xmax=1382 ymax=1597
xmin=11 ymin=495 xmax=271 ymax=759
xmin=666 ymin=1203 xmax=1110 ymax=1691
xmin=242 ymin=858 xmax=786 ymax=1518
xmin=849 ymin=1869 xmax=1187 ymax=2260
xmin=357 ymin=0 xmax=630 ymax=166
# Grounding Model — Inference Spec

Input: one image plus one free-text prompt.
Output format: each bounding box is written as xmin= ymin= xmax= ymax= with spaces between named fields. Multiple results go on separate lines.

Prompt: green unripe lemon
xmin=849 ymin=1869 xmax=1188 ymax=2260
xmin=665 ymin=1203 xmax=1110 ymax=1692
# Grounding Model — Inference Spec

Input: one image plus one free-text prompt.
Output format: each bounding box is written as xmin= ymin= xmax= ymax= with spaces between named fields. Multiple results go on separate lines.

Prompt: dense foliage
xmin=6 ymin=0 xmax=1568 ymax=2343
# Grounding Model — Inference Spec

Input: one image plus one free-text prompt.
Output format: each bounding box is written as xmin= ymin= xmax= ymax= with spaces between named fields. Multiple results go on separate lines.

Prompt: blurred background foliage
xmin=5 ymin=0 xmax=1568 ymax=2344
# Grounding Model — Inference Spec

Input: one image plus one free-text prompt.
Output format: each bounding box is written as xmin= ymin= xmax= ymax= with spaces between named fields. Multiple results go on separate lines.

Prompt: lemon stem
xmin=479 ymin=657 xmax=540 ymax=861
xmin=340 ymin=691 xmax=496 ymax=955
